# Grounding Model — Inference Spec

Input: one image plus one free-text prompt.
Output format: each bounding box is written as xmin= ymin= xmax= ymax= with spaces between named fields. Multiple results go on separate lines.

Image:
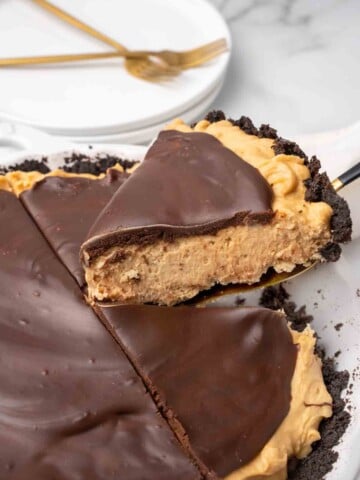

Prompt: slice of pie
xmin=80 ymin=112 xmax=352 ymax=305
xmin=96 ymin=304 xmax=332 ymax=480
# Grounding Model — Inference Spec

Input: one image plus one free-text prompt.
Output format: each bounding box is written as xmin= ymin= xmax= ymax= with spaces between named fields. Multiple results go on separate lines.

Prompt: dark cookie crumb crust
xmin=319 ymin=242 xmax=342 ymax=262
xmin=63 ymin=153 xmax=138 ymax=175
xmin=0 ymin=157 xmax=51 ymax=175
xmin=260 ymin=284 xmax=351 ymax=480
xmin=0 ymin=152 xmax=138 ymax=176
xmin=304 ymin=156 xmax=352 ymax=243
xmin=205 ymin=110 xmax=352 ymax=247
xmin=259 ymin=284 xmax=313 ymax=332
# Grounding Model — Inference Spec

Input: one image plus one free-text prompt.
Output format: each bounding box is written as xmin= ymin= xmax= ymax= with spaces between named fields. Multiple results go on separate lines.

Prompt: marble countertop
xmin=209 ymin=0 xmax=360 ymax=137
xmin=0 ymin=0 xmax=358 ymax=151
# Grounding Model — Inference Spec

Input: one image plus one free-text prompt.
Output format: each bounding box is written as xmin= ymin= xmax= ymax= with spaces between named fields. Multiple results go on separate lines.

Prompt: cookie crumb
xmin=259 ymin=284 xmax=313 ymax=332
xmin=235 ymin=296 xmax=245 ymax=306
xmin=62 ymin=153 xmax=137 ymax=175
xmin=261 ymin=284 xmax=351 ymax=480
xmin=0 ymin=153 xmax=138 ymax=176
xmin=0 ymin=157 xmax=50 ymax=174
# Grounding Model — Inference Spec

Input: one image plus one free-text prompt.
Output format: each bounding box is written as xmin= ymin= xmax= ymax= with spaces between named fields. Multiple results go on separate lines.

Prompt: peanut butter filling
xmin=166 ymin=118 xmax=332 ymax=227
xmin=226 ymin=326 xmax=332 ymax=480
xmin=5 ymin=164 xmax=126 ymax=196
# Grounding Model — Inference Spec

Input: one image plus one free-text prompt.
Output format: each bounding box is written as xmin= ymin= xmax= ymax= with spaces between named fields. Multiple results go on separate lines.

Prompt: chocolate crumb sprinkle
xmin=272 ymin=137 xmax=307 ymax=159
xmin=304 ymin=156 xmax=352 ymax=243
xmin=258 ymin=123 xmax=278 ymax=139
xmin=290 ymin=359 xmax=350 ymax=480
xmin=320 ymin=242 xmax=342 ymax=262
xmin=235 ymin=296 xmax=245 ymax=306
xmin=0 ymin=153 xmax=138 ymax=176
xmin=259 ymin=284 xmax=313 ymax=332
xmin=204 ymin=110 xmax=226 ymax=123
xmin=229 ymin=116 xmax=259 ymax=136
xmin=62 ymin=153 xmax=137 ymax=175
xmin=0 ymin=158 xmax=50 ymax=174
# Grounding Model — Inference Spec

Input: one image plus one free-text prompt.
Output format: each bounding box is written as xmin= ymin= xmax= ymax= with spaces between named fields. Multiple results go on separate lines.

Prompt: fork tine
xmin=181 ymin=45 xmax=228 ymax=69
xmin=180 ymin=40 xmax=228 ymax=64
xmin=179 ymin=45 xmax=228 ymax=67
xmin=125 ymin=58 xmax=178 ymax=82
xmin=138 ymin=41 xmax=227 ymax=79
xmin=180 ymin=38 xmax=228 ymax=60
xmin=182 ymin=47 xmax=228 ymax=66
xmin=125 ymin=40 xmax=228 ymax=81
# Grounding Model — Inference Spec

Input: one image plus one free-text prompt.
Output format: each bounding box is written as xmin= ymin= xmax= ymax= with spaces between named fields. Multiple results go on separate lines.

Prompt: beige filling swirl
xmin=226 ymin=326 xmax=332 ymax=480
xmin=166 ymin=119 xmax=333 ymax=230
xmin=3 ymin=164 xmax=126 ymax=196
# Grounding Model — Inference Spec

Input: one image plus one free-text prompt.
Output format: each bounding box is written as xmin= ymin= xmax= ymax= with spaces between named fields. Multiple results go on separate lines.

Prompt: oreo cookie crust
xmin=260 ymin=284 xmax=351 ymax=480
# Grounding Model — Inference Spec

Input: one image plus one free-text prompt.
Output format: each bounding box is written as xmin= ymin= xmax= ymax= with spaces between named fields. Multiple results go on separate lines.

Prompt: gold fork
xmin=29 ymin=0 xmax=228 ymax=80
xmin=0 ymin=40 xmax=227 ymax=78
xmin=31 ymin=0 xmax=176 ymax=80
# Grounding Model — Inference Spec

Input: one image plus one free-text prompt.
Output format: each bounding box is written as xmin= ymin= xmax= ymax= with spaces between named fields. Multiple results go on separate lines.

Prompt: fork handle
xmin=30 ymin=0 xmax=166 ymax=59
xmin=0 ymin=51 xmax=130 ymax=67
xmin=31 ymin=0 xmax=128 ymax=53
xmin=332 ymin=162 xmax=360 ymax=191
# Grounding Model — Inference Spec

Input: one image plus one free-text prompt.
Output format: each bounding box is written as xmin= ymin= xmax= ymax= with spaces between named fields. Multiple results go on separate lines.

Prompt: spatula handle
xmin=332 ymin=162 xmax=360 ymax=191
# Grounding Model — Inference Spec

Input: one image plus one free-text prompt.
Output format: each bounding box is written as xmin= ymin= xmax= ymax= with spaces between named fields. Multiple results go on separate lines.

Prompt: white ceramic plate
xmin=0 ymin=139 xmax=359 ymax=479
xmin=0 ymin=0 xmax=230 ymax=136
xmin=60 ymin=74 xmax=226 ymax=145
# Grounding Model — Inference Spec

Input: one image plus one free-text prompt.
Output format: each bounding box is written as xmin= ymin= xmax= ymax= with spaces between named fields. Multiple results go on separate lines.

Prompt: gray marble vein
xmin=208 ymin=0 xmax=360 ymax=136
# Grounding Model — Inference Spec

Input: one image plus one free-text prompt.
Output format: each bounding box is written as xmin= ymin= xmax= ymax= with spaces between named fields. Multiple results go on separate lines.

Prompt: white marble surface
xmin=208 ymin=0 xmax=360 ymax=137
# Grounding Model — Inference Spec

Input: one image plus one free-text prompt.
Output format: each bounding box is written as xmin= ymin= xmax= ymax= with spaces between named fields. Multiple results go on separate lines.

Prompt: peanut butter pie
xmin=79 ymin=112 xmax=352 ymax=305
xmin=0 ymin=141 xmax=348 ymax=480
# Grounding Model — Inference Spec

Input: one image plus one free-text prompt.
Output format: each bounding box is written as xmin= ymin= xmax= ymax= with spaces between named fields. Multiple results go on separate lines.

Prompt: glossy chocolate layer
xmin=98 ymin=305 xmax=297 ymax=477
xmin=21 ymin=169 xmax=128 ymax=286
xmin=9 ymin=412 xmax=199 ymax=480
xmin=83 ymin=131 xmax=273 ymax=260
xmin=0 ymin=191 xmax=200 ymax=480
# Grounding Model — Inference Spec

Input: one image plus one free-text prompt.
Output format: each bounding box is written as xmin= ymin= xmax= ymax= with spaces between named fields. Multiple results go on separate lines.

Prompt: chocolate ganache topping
xmin=82 ymin=130 xmax=273 ymax=260
xmin=97 ymin=304 xmax=297 ymax=478
xmin=21 ymin=169 xmax=128 ymax=286
xmin=0 ymin=191 xmax=200 ymax=480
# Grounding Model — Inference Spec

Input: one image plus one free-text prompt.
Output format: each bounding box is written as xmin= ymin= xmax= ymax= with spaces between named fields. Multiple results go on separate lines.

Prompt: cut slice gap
xmin=94 ymin=305 xmax=215 ymax=480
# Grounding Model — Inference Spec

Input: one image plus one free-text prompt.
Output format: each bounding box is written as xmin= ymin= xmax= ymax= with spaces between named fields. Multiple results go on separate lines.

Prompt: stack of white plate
xmin=0 ymin=0 xmax=231 ymax=144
